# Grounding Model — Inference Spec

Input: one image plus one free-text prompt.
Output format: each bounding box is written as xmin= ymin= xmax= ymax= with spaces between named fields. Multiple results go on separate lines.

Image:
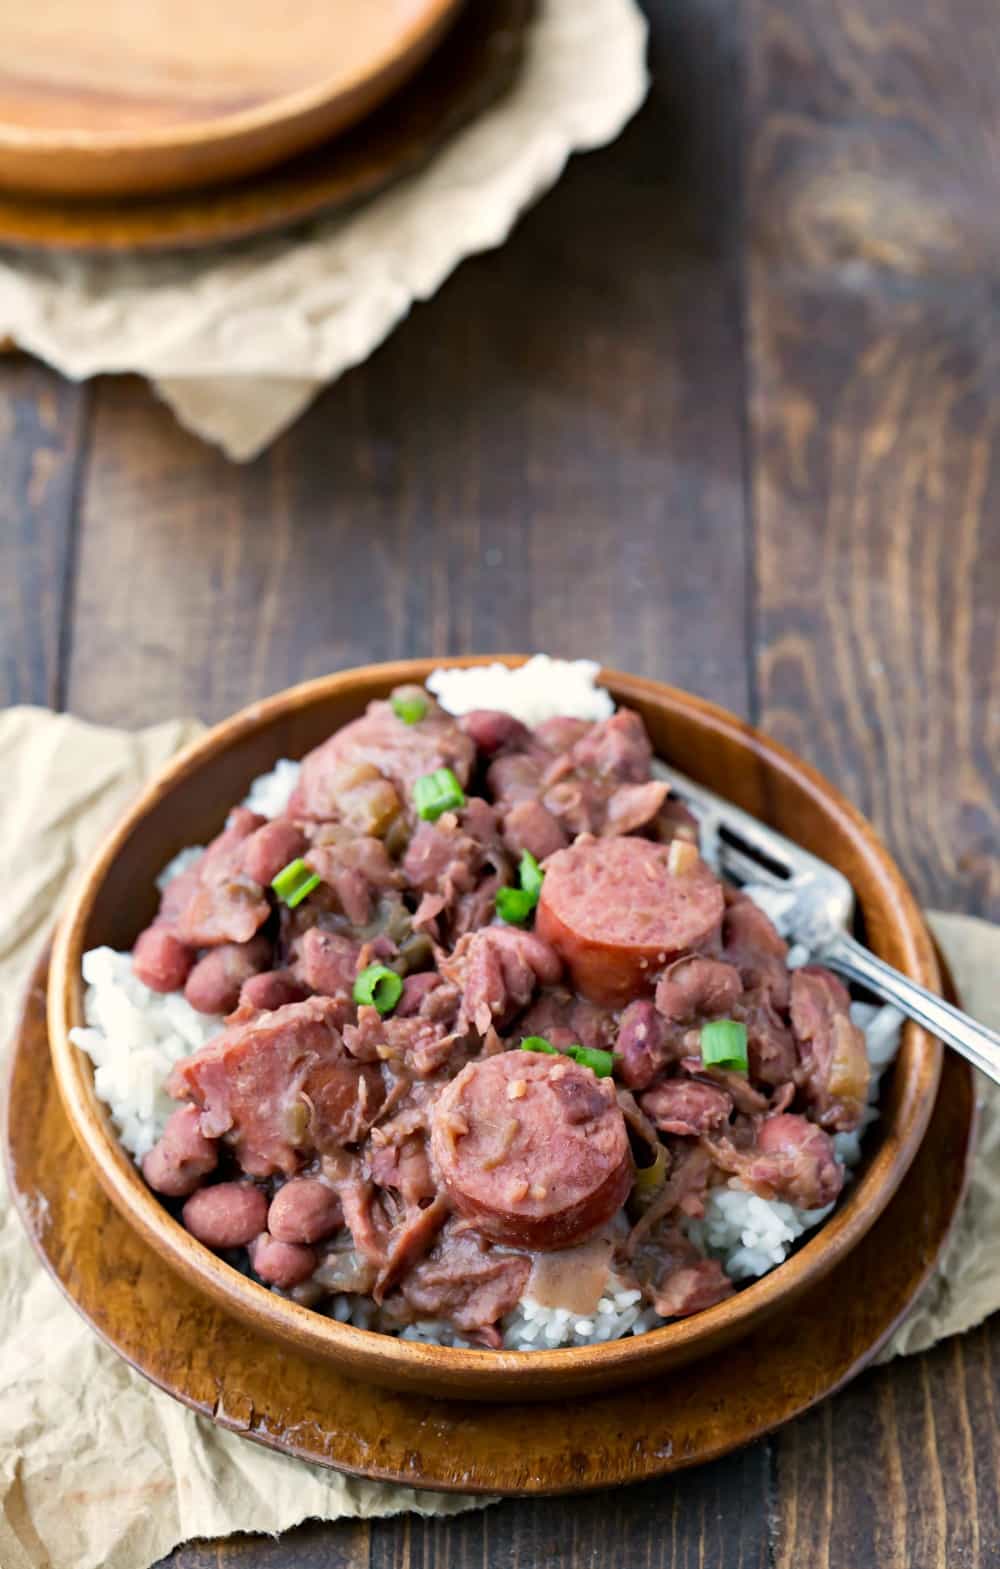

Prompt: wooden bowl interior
xmin=49 ymin=658 xmax=942 ymax=1399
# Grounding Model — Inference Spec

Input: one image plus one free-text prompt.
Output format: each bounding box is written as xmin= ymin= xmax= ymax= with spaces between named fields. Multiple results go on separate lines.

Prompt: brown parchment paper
xmin=0 ymin=707 xmax=995 ymax=1568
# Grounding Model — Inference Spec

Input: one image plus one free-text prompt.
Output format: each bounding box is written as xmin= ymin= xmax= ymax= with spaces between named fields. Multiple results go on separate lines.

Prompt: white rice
xmin=394 ymin=1284 xmax=665 ymax=1351
xmin=428 ymin=655 xmax=615 ymax=725
xmin=71 ymin=662 xmax=905 ymax=1350
xmin=155 ymin=845 xmax=204 ymax=892
xmin=242 ymin=757 xmax=301 ymax=820
xmin=72 ymin=947 xmax=223 ymax=1160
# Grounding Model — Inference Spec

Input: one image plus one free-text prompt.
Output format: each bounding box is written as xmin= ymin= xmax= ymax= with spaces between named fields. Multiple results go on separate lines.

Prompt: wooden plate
xmin=0 ymin=0 xmax=463 ymax=197
xmin=0 ymin=0 xmax=530 ymax=252
xmin=6 ymin=948 xmax=974 ymax=1492
xmin=45 ymin=659 xmax=945 ymax=1400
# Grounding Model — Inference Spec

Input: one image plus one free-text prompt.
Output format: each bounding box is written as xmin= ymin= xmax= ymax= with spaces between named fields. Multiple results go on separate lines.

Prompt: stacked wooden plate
xmin=0 ymin=0 xmax=532 ymax=251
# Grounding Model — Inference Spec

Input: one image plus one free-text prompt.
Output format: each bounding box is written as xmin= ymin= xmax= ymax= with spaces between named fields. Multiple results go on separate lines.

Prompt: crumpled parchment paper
xmin=0 ymin=0 xmax=649 ymax=460
xmin=0 ymin=706 xmax=995 ymax=1569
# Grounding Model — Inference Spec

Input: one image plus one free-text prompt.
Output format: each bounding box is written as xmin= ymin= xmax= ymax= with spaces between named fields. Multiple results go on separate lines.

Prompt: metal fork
xmin=653 ymin=761 xmax=1000 ymax=1086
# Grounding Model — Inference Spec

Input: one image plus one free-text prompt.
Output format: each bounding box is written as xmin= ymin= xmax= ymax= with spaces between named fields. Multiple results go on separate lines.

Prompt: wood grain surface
xmin=0 ymin=0 xmax=997 ymax=1560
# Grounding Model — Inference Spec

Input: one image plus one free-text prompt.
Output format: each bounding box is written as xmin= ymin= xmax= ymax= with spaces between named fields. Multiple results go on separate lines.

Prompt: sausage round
xmin=429 ymin=1052 xmax=632 ymax=1250
xmin=535 ymin=836 xmax=724 ymax=1007
xmin=181 ymin=1181 xmax=268 ymax=1248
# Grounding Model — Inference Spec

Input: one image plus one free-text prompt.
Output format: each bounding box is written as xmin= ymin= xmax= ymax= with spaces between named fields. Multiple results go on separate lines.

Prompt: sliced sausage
xmin=183 ymin=934 xmax=273 ymax=1016
xmin=267 ymin=1178 xmax=343 ymax=1244
xmin=249 ymin=1234 xmax=317 ymax=1288
xmin=430 ymin=1052 xmax=632 ymax=1249
xmin=133 ymin=925 xmax=195 ymax=993
xmin=536 ymin=836 xmax=725 ymax=1007
xmin=142 ymin=1104 xmax=218 ymax=1197
xmin=181 ymin=1181 xmax=268 ymax=1248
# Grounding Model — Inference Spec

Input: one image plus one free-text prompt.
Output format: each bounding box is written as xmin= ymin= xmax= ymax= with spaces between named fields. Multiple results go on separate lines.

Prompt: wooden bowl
xmin=47 ymin=658 xmax=943 ymax=1400
xmin=0 ymin=0 xmax=462 ymax=197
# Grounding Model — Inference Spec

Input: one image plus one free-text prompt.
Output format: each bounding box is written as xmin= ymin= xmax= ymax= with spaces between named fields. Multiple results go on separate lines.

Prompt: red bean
xmin=241 ymin=819 xmax=308 ymax=886
xmin=239 ymin=969 xmax=310 ymax=1013
xmin=181 ymin=1182 xmax=268 ymax=1248
xmin=396 ymin=971 xmax=443 ymax=1017
xmin=142 ymin=1105 xmax=218 ymax=1197
xmin=133 ymin=925 xmax=195 ymax=993
xmin=501 ymin=800 xmax=568 ymax=863
xmin=250 ymin=1233 xmax=317 ymax=1288
xmin=267 ymin=1178 xmax=343 ymax=1244
xmin=184 ymin=935 xmax=272 ymax=1015
xmin=460 ymin=709 xmax=533 ymax=755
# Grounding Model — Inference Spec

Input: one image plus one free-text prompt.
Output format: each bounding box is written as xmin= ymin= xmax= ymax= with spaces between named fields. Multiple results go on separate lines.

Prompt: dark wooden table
xmin=3 ymin=0 xmax=998 ymax=1563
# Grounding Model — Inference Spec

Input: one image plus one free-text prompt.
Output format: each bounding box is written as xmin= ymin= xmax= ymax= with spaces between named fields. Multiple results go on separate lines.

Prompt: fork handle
xmin=822 ymin=930 xmax=1000 ymax=1086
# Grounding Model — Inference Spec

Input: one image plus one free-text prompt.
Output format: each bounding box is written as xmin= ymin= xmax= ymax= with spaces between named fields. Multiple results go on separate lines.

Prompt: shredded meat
xmin=708 ymin=1112 xmax=844 ymax=1209
xmin=384 ymin=1225 xmax=531 ymax=1345
xmin=790 ymin=967 xmax=870 ymax=1131
xmin=439 ymin=926 xmax=562 ymax=1035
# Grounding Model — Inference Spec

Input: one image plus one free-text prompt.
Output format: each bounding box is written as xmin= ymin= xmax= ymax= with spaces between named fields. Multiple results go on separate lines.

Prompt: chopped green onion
xmin=634 ymin=1141 xmax=668 ymax=1192
xmin=353 ymin=964 xmax=404 ymax=1016
xmin=271 ymin=857 xmax=321 ymax=909
xmin=392 ymin=692 xmax=427 ymax=725
xmin=518 ymin=1037 xmax=616 ymax=1079
xmin=496 ymin=886 xmax=537 ymax=925
xmin=569 ymin=1045 xmax=615 ymax=1078
xmin=700 ymin=1018 xmax=749 ymax=1073
xmin=519 ymin=851 xmax=544 ymax=900
xmin=413 ymin=767 xmax=466 ymax=822
xmin=497 ymin=850 xmax=545 ymax=925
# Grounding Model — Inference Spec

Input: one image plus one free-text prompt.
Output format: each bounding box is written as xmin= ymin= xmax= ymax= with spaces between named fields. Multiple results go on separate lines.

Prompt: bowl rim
xmin=0 ymin=0 xmax=460 ymax=156
xmin=47 ymin=656 xmax=943 ymax=1389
